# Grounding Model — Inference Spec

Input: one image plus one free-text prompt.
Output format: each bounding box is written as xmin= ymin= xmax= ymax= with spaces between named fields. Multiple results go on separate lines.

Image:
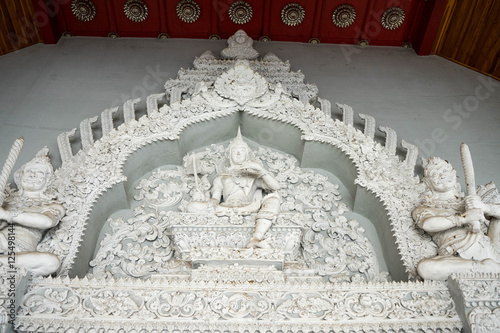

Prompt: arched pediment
xmin=39 ymin=58 xmax=434 ymax=280
xmin=13 ymin=33 xmax=467 ymax=333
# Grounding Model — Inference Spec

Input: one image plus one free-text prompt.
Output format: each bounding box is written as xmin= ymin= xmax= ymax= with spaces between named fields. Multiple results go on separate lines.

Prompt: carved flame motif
xmin=71 ymin=0 xmax=96 ymax=22
xmin=381 ymin=7 xmax=405 ymax=30
xmin=332 ymin=4 xmax=356 ymax=28
xmin=228 ymin=1 xmax=253 ymax=25
xmin=281 ymin=3 xmax=305 ymax=27
xmin=176 ymin=0 xmax=201 ymax=24
xmin=124 ymin=0 xmax=148 ymax=23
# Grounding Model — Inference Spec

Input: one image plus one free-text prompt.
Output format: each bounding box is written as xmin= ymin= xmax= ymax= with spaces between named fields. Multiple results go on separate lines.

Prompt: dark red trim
xmin=410 ymin=0 xmax=449 ymax=55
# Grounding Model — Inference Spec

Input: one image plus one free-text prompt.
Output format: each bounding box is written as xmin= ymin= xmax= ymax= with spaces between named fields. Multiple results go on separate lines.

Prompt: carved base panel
xmin=449 ymin=273 xmax=500 ymax=333
xmin=191 ymin=247 xmax=286 ymax=270
xmin=16 ymin=276 xmax=462 ymax=333
xmin=170 ymin=213 xmax=303 ymax=262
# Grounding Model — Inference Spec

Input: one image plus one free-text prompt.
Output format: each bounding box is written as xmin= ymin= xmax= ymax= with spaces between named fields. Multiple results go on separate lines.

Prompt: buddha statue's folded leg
xmin=187 ymin=200 xmax=217 ymax=213
xmin=247 ymin=194 xmax=280 ymax=248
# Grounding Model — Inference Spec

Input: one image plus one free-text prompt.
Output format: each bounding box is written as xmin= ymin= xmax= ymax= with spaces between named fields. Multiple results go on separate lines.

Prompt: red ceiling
xmin=33 ymin=0 xmax=447 ymax=55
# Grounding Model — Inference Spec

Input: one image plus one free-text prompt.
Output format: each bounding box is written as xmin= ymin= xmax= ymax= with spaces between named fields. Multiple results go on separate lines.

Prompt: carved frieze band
xmin=17 ymin=277 xmax=461 ymax=332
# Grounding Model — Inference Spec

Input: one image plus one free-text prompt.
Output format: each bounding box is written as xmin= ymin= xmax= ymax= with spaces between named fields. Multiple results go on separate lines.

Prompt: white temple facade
xmin=1 ymin=31 xmax=499 ymax=333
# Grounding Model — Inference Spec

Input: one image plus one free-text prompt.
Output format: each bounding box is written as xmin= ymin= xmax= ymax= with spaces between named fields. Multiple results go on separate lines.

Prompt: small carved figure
xmin=413 ymin=156 xmax=500 ymax=280
xmin=0 ymin=148 xmax=65 ymax=275
xmin=221 ymin=30 xmax=259 ymax=60
xmin=187 ymin=129 xmax=280 ymax=248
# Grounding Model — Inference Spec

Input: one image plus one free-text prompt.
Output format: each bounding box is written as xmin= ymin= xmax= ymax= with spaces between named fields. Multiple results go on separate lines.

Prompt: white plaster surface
xmin=0 ymin=37 xmax=499 ymax=189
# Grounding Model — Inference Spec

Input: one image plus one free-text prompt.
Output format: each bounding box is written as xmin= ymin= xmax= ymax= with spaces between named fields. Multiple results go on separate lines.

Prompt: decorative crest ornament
xmin=176 ymin=0 xmax=200 ymax=23
xmin=281 ymin=3 xmax=305 ymax=27
xmin=228 ymin=1 xmax=253 ymax=25
xmin=213 ymin=61 xmax=270 ymax=106
xmin=381 ymin=7 xmax=405 ymax=30
xmin=221 ymin=30 xmax=259 ymax=60
xmin=332 ymin=4 xmax=356 ymax=28
xmin=71 ymin=0 xmax=96 ymax=22
xmin=124 ymin=0 xmax=148 ymax=23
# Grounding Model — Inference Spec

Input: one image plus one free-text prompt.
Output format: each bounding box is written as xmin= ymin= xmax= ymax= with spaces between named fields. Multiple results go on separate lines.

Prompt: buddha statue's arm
xmin=261 ymin=172 xmax=280 ymax=192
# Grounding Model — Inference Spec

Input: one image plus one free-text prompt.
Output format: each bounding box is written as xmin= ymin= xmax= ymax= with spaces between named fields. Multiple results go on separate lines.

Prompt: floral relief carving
xmin=17 ymin=278 xmax=462 ymax=332
xmin=146 ymin=291 xmax=205 ymax=318
xmin=22 ymin=288 xmax=80 ymax=315
xmin=89 ymin=207 xmax=175 ymax=279
xmin=84 ymin=290 xmax=143 ymax=317
xmin=468 ymin=306 xmax=500 ymax=332
xmin=276 ymin=293 xmax=332 ymax=319
xmin=210 ymin=293 xmax=271 ymax=319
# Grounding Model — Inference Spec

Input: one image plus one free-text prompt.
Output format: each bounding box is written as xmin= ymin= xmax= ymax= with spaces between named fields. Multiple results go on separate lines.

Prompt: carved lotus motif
xmin=281 ymin=3 xmax=305 ymax=27
xmin=229 ymin=1 xmax=253 ymax=25
xmin=124 ymin=0 xmax=148 ymax=23
xmin=332 ymin=4 xmax=356 ymax=28
xmin=176 ymin=0 xmax=200 ymax=23
xmin=381 ymin=7 xmax=405 ymax=30
xmin=71 ymin=0 xmax=96 ymax=22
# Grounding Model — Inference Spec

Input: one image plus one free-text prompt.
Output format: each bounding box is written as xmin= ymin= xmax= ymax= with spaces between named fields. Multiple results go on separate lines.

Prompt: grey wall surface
xmin=0 ymin=37 xmax=499 ymax=189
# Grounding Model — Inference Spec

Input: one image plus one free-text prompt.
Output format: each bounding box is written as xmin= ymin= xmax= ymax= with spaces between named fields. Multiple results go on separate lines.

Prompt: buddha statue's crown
xmin=227 ymin=127 xmax=251 ymax=153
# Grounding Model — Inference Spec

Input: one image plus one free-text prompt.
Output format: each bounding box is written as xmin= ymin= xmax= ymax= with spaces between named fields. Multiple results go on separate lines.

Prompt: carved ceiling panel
xmin=54 ymin=0 xmax=430 ymax=50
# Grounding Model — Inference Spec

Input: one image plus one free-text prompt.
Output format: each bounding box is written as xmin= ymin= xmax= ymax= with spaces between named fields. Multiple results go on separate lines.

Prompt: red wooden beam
xmin=410 ymin=0 xmax=449 ymax=55
xmin=31 ymin=0 xmax=65 ymax=44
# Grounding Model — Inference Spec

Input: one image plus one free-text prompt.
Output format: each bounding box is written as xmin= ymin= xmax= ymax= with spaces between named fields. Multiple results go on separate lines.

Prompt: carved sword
xmin=460 ymin=142 xmax=476 ymax=197
xmin=0 ymin=137 xmax=24 ymax=205
xmin=460 ymin=142 xmax=485 ymax=232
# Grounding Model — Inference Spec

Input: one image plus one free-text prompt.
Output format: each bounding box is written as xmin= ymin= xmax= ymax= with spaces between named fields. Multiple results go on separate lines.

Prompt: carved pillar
xmin=336 ymin=103 xmax=354 ymax=127
xmin=401 ymin=140 xmax=418 ymax=170
xmin=101 ymin=107 xmax=119 ymax=136
xmin=146 ymin=93 xmax=166 ymax=116
xmin=57 ymin=128 xmax=77 ymax=164
xmin=170 ymin=87 xmax=183 ymax=104
xmin=379 ymin=126 xmax=397 ymax=156
xmin=359 ymin=113 xmax=376 ymax=140
xmin=123 ymin=98 xmax=140 ymax=123
xmin=318 ymin=98 xmax=331 ymax=118
xmin=80 ymin=116 xmax=99 ymax=150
